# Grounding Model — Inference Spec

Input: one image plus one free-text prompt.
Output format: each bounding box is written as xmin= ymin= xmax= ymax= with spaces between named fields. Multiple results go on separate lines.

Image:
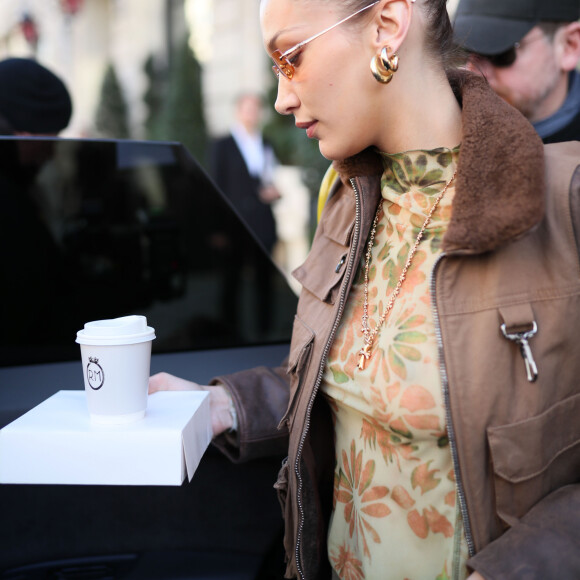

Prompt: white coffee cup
xmin=76 ymin=315 xmax=156 ymax=424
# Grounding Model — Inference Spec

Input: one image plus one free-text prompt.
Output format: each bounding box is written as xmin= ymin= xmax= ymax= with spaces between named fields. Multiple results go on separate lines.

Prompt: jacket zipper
xmin=294 ymin=178 xmax=363 ymax=580
xmin=431 ymin=253 xmax=475 ymax=561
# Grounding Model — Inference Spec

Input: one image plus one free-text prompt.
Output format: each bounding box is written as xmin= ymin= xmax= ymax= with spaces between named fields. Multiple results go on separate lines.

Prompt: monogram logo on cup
xmin=87 ymin=356 xmax=105 ymax=390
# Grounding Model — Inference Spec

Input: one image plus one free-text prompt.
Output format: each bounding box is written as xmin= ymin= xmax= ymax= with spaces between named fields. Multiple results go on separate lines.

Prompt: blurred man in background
xmin=210 ymin=93 xmax=280 ymax=255
xmin=210 ymin=94 xmax=282 ymax=334
xmin=453 ymin=0 xmax=580 ymax=143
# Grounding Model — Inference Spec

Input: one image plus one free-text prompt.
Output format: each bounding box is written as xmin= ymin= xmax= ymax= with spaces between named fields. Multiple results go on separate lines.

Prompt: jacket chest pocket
xmin=487 ymin=392 xmax=580 ymax=529
xmin=278 ymin=315 xmax=315 ymax=430
xmin=292 ymin=192 xmax=354 ymax=305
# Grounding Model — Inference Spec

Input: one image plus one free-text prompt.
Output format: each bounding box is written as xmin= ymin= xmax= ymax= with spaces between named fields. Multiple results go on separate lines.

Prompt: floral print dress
xmin=321 ymin=147 xmax=469 ymax=580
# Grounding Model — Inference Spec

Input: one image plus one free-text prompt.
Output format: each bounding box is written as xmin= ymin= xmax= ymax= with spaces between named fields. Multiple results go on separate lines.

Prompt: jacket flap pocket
xmin=287 ymin=315 xmax=315 ymax=374
xmin=488 ymin=393 xmax=580 ymax=483
xmin=292 ymin=236 xmax=348 ymax=304
xmin=280 ymin=316 xmax=315 ymax=429
xmin=319 ymin=191 xmax=356 ymax=245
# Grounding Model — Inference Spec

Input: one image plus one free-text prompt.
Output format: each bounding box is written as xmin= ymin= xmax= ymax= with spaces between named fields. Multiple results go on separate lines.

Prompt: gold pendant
xmin=358 ymin=343 xmax=372 ymax=370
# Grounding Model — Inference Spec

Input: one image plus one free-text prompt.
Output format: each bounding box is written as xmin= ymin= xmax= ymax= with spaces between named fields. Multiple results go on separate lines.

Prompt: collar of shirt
xmin=231 ymin=123 xmax=265 ymax=179
xmin=533 ymin=70 xmax=580 ymax=139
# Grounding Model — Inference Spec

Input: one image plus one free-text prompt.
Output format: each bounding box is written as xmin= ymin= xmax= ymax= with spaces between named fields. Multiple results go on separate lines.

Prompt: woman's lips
xmin=296 ymin=121 xmax=317 ymax=139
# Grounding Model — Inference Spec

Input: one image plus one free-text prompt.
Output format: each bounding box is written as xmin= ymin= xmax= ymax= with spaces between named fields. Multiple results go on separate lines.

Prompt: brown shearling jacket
xmin=214 ymin=73 xmax=580 ymax=579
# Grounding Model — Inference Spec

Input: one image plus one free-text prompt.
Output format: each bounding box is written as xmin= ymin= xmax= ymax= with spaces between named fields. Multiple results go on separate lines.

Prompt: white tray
xmin=0 ymin=390 xmax=211 ymax=486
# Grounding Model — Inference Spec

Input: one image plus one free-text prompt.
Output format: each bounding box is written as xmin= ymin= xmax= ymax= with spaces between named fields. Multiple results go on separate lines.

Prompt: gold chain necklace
xmin=357 ymin=169 xmax=457 ymax=371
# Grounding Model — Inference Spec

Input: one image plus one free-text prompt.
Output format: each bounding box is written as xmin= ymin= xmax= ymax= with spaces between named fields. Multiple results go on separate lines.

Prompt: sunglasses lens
xmin=488 ymin=47 xmax=517 ymax=68
xmin=271 ymin=50 xmax=294 ymax=79
xmin=471 ymin=46 xmax=518 ymax=68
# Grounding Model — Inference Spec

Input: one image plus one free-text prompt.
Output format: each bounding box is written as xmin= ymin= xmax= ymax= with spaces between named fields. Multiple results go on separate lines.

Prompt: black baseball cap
xmin=453 ymin=0 xmax=580 ymax=55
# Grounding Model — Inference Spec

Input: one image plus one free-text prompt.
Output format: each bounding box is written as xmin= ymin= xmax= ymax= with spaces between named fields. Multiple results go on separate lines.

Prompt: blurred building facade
xmin=0 ymin=0 xmax=459 ymax=138
xmin=0 ymin=0 xmax=270 ymax=139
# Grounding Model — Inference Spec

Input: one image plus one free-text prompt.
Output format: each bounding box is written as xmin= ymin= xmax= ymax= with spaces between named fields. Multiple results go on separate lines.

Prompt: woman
xmin=150 ymin=0 xmax=580 ymax=578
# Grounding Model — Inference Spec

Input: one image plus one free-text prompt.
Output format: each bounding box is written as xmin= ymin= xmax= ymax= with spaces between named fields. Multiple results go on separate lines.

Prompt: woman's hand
xmin=149 ymin=372 xmax=235 ymax=438
xmin=467 ymin=572 xmax=486 ymax=580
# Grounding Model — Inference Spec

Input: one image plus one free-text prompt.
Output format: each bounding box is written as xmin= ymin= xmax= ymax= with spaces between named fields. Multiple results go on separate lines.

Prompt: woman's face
xmin=261 ymin=0 xmax=381 ymax=160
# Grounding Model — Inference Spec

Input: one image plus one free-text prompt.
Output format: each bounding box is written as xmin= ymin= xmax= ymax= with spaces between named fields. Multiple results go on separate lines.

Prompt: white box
xmin=0 ymin=390 xmax=212 ymax=486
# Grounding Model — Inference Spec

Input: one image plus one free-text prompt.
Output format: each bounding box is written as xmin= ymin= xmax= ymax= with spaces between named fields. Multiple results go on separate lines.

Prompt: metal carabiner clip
xmin=501 ymin=321 xmax=538 ymax=383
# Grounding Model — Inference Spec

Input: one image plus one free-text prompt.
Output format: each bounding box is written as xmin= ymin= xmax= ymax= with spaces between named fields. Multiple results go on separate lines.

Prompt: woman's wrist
xmin=223 ymin=389 xmax=238 ymax=432
xmin=205 ymin=385 xmax=237 ymax=436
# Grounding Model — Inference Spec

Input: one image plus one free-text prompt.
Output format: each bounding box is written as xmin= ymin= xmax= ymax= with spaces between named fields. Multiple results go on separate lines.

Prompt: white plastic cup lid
xmin=76 ymin=315 xmax=156 ymax=346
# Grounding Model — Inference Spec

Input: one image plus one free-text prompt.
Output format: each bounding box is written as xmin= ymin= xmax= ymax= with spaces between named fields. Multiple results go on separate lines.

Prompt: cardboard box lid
xmin=0 ymin=390 xmax=212 ymax=486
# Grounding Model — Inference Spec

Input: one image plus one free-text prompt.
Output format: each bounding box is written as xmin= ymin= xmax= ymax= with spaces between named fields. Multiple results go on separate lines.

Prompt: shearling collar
xmin=332 ymin=71 xmax=546 ymax=253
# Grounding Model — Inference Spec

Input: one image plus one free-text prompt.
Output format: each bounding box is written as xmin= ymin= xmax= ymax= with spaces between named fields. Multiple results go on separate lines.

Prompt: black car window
xmin=0 ymin=137 xmax=298 ymax=367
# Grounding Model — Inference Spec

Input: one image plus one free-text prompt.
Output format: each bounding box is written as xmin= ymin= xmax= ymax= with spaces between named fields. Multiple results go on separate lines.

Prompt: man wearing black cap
xmin=0 ymin=57 xmax=72 ymax=135
xmin=453 ymin=0 xmax=580 ymax=143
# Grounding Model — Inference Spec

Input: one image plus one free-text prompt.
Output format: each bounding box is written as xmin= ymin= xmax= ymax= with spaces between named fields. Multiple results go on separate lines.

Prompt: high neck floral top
xmin=321 ymin=147 xmax=470 ymax=580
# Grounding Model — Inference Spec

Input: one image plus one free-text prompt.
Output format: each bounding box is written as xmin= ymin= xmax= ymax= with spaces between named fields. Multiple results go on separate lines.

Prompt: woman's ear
xmin=370 ymin=0 xmax=415 ymax=54
xmin=557 ymin=22 xmax=580 ymax=72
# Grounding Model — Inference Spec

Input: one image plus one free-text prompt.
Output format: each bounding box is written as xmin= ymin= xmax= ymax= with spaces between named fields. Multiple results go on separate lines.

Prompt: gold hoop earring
xmin=370 ymin=46 xmax=399 ymax=84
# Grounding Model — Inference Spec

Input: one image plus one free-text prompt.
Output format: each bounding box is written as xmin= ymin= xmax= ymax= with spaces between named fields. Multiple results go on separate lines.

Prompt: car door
xmin=0 ymin=136 xmax=299 ymax=578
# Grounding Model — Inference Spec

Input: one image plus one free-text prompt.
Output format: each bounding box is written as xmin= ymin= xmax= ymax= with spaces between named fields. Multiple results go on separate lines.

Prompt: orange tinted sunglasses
xmin=270 ymin=1 xmax=380 ymax=79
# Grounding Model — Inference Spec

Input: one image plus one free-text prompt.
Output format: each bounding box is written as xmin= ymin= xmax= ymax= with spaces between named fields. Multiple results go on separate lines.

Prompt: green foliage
xmin=153 ymin=38 xmax=208 ymax=168
xmin=94 ymin=63 xmax=130 ymax=139
xmin=143 ymin=54 xmax=166 ymax=141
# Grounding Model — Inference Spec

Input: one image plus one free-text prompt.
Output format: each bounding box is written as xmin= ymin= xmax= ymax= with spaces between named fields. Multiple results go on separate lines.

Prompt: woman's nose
xmin=274 ymin=75 xmax=300 ymax=116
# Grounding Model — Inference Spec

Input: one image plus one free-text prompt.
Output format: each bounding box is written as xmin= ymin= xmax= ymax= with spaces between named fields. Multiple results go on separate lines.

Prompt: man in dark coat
xmin=210 ymin=93 xmax=280 ymax=254
xmin=0 ymin=58 xmax=74 ymax=353
xmin=209 ymin=94 xmax=282 ymax=335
